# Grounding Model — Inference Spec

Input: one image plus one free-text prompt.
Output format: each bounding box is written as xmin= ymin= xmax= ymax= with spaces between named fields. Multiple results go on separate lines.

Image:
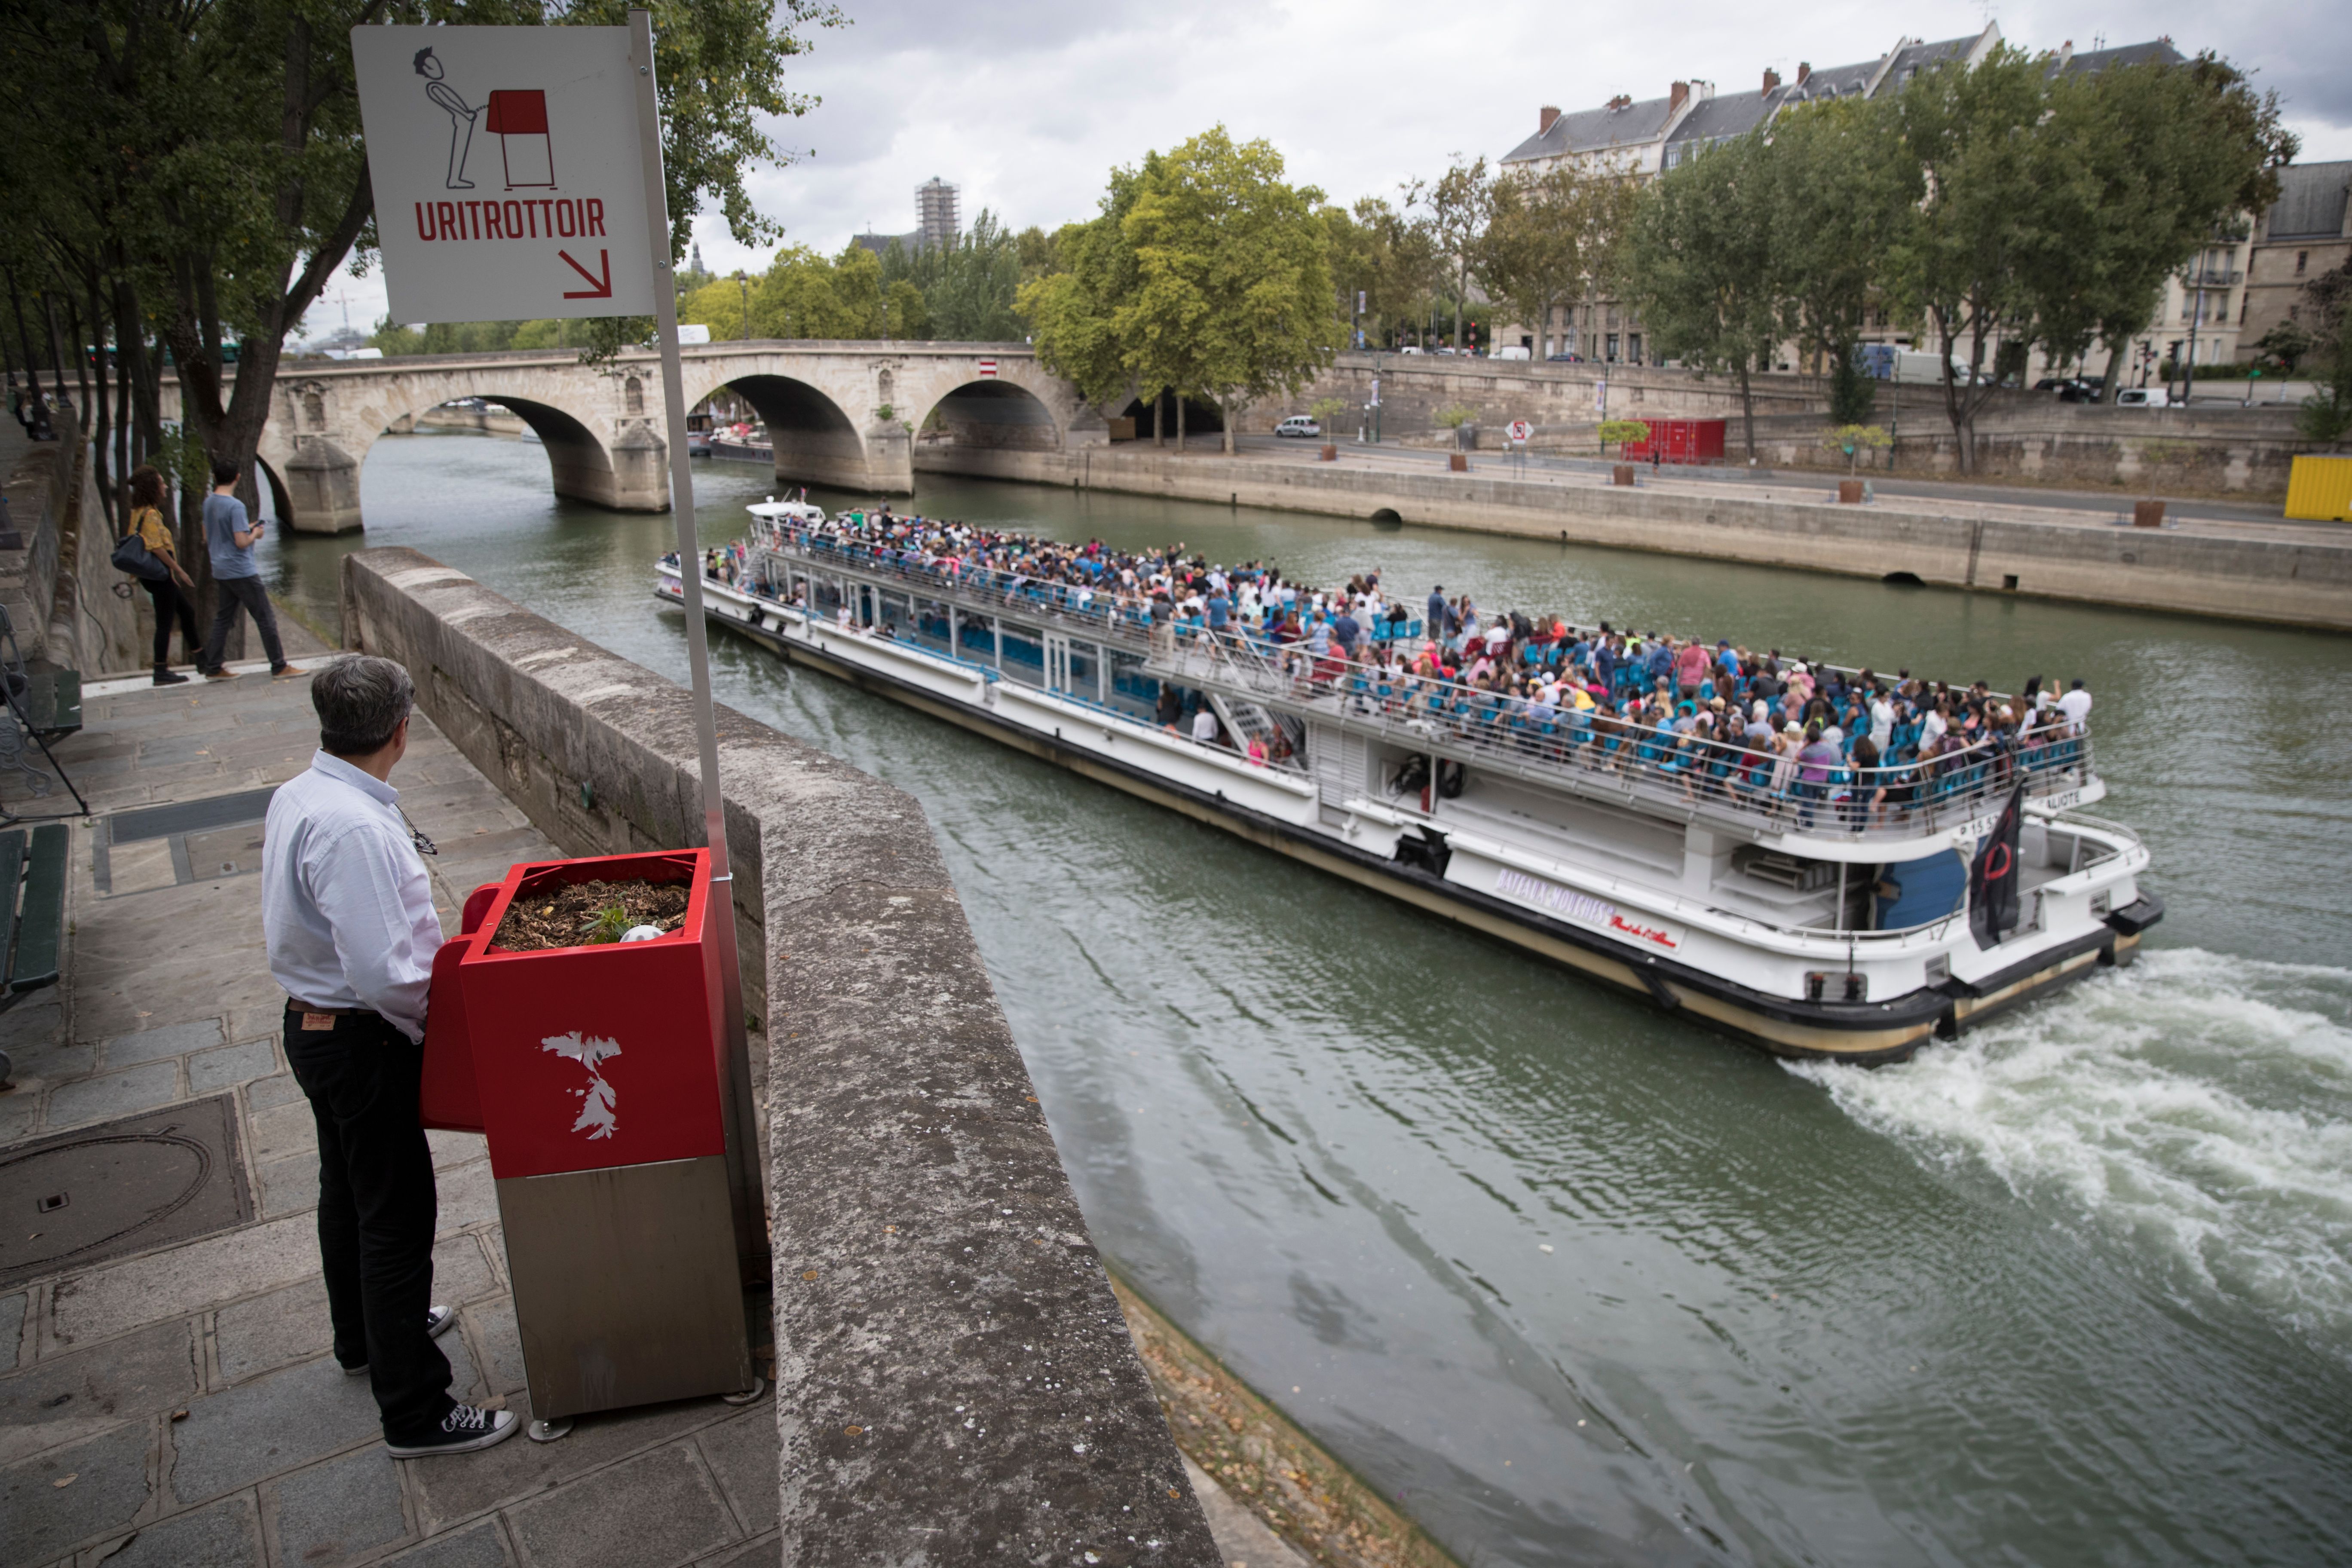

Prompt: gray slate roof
xmin=2266 ymin=162 xmax=2352 ymax=240
xmin=2054 ymin=39 xmax=2187 ymax=75
xmin=1883 ymin=33 xmax=1982 ymax=86
xmin=1504 ymin=93 xmax=1685 ymax=164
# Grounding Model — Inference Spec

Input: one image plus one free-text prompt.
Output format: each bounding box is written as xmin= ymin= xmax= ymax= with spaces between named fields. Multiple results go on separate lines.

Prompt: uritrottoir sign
xmin=351 ymin=24 xmax=658 ymax=324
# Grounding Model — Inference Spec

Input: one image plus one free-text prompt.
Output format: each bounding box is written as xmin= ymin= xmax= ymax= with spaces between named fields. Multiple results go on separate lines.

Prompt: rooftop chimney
xmin=1539 ymin=105 xmax=1561 ymax=134
xmin=1606 ymin=93 xmax=1632 ymax=111
xmin=1796 ymin=61 xmax=1811 ymax=85
xmin=1763 ymin=67 xmax=1781 ymax=95
xmin=1669 ymin=80 xmax=1690 ymax=114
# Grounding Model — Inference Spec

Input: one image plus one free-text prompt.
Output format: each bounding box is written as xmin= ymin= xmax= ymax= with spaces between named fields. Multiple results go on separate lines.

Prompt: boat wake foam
xmin=1787 ymin=947 xmax=2352 ymax=1354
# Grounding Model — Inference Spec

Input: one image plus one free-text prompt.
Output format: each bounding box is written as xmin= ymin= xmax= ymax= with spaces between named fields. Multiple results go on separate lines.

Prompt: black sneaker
xmin=340 ymin=1305 xmax=457 ymax=1376
xmin=152 ymin=667 xmax=190 ymax=686
xmin=386 ymin=1403 xmax=518 ymax=1458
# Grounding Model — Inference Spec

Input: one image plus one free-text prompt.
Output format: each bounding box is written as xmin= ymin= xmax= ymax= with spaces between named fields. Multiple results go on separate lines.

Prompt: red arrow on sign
xmin=560 ymin=248 xmax=612 ymax=300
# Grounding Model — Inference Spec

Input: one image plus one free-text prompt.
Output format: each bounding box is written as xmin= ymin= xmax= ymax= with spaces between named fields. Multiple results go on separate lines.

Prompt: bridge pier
xmin=773 ymin=422 xmax=913 ymax=496
xmin=545 ymin=420 xmax=670 ymax=513
xmin=282 ymin=439 xmax=365 ymax=534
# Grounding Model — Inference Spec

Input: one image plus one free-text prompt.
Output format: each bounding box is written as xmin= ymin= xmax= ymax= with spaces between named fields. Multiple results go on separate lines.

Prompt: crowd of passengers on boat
xmin=675 ymin=507 xmax=2095 ymax=828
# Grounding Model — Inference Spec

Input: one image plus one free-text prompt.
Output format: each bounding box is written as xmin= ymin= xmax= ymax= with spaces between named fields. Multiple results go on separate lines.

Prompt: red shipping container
xmin=1621 ymin=417 xmax=1727 ymax=466
xmin=453 ymin=849 xmax=728 ymax=1181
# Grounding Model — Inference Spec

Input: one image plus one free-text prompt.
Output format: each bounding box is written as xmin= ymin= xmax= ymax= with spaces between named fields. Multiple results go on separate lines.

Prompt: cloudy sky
xmin=306 ymin=0 xmax=2352 ymax=340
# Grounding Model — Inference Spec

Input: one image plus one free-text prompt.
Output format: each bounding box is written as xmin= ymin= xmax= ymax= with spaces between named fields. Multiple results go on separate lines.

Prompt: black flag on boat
xmin=1969 ymin=781 xmax=2027 ymax=949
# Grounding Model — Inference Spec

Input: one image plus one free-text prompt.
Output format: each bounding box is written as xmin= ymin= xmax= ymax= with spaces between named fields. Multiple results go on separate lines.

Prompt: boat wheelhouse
xmin=656 ymin=506 xmax=2159 ymax=1062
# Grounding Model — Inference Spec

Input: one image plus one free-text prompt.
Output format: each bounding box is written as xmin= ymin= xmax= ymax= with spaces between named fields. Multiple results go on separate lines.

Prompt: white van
xmin=2114 ymin=387 xmax=2172 ymax=408
xmin=1493 ymin=345 xmax=1532 ymax=361
xmin=1274 ymin=414 xmax=1322 ymax=438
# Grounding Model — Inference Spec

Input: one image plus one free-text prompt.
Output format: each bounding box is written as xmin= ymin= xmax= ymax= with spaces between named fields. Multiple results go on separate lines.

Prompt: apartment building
xmin=1489 ymin=27 xmax=2191 ymax=378
xmin=2239 ymin=162 xmax=2352 ymax=362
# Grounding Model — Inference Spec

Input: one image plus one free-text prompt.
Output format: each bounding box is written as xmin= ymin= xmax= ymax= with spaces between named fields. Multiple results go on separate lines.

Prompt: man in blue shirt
xmin=198 ymin=460 xmax=302 ymax=680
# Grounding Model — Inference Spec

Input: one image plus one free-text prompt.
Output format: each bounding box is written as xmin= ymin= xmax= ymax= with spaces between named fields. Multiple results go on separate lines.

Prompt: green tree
xmin=883 ymin=209 xmax=1025 ymax=340
xmin=2254 ymin=319 xmax=2315 ymax=374
xmin=2297 ymin=259 xmax=2352 ymax=444
xmin=680 ymin=273 xmax=758 ymax=340
xmin=1883 ymin=47 xmax=2066 ymax=472
xmin=1477 ymin=164 xmax=1636 ymax=362
xmin=2033 ymin=55 xmax=2296 ymax=403
xmin=1018 ymin=160 xmax=1155 ymax=423
xmin=1118 ymin=126 xmax=1337 ymax=454
xmin=1765 ymin=98 xmax=1912 ymax=395
xmin=1409 ymin=157 xmax=1492 ymax=351
xmin=1015 ymin=225 xmax=1060 ymax=286
xmin=1620 ymin=134 xmax=1780 ymax=459
xmin=1336 ymin=196 xmax=1440 ymax=348
xmin=5 ymin=0 xmax=838 ymax=542
xmin=370 ymin=318 xmax=425 ymax=355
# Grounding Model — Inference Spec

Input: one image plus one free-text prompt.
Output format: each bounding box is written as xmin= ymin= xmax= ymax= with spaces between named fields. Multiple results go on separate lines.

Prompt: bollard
xmin=2133 ymin=499 xmax=2166 ymax=528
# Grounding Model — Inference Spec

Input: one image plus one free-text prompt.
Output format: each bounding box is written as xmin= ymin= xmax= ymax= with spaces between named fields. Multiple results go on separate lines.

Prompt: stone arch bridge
xmin=159 ymin=342 xmax=1101 ymax=533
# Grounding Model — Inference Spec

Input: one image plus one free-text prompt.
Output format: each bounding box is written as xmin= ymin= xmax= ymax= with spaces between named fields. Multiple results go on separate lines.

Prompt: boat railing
xmin=741 ymin=530 xmax=2092 ymax=844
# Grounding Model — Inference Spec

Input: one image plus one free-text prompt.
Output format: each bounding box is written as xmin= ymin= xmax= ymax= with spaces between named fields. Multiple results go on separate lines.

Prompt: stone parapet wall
xmin=914 ymin=445 xmax=2352 ymax=631
xmin=1240 ymin=354 xmax=1834 ymax=436
xmin=338 ymin=546 xmax=1220 ymax=1563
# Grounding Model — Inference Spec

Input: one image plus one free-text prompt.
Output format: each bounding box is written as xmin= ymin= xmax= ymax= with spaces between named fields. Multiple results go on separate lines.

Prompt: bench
xmin=0 ymin=823 xmax=67 ymax=996
xmin=0 ymin=822 xmax=66 ymax=1082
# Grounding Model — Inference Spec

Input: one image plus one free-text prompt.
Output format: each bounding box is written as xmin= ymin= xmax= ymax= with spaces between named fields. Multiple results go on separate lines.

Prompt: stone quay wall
xmin=1243 ymin=353 xmax=1834 ymax=435
xmin=339 ymin=547 xmax=1220 ymax=1563
xmin=914 ymin=446 xmax=2352 ymax=633
xmin=1 ymin=415 xmax=144 ymax=677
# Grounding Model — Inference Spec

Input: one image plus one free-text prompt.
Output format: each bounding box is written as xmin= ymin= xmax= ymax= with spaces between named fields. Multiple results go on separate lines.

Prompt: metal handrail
xmin=731 ymin=527 xmax=2095 ymax=844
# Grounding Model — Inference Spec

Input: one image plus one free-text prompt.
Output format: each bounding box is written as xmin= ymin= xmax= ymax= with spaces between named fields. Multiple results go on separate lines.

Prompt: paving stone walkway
xmin=0 ymin=656 xmax=782 ymax=1568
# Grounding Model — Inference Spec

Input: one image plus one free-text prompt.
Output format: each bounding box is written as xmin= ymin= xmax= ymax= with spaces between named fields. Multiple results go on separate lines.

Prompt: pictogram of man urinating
xmin=414 ymin=46 xmax=555 ymax=192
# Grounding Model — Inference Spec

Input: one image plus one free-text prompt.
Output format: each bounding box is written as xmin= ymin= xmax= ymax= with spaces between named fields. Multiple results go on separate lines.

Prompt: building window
xmin=2297 ymin=251 xmax=2309 ymax=275
xmin=1629 ymin=332 xmax=1643 ymax=364
xmin=1605 ymin=333 xmax=1620 ymax=361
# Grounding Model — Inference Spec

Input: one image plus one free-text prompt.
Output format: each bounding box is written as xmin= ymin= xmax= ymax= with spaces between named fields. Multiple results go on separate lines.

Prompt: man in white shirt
xmin=263 ymin=656 xmax=518 ymax=1458
xmin=2058 ymin=679 xmax=2093 ymax=734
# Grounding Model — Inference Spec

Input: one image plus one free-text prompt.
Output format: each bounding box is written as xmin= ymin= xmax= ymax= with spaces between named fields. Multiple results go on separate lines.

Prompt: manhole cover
xmin=0 ymin=1095 xmax=254 ymax=1290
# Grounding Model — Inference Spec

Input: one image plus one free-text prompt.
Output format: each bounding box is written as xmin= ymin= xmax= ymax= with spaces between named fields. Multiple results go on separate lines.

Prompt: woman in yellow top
xmin=127 ymin=466 xmax=201 ymax=686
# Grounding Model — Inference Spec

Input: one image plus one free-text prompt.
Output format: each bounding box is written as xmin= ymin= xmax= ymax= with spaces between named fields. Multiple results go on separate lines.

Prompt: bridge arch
xmin=692 ymin=373 xmax=885 ymax=496
xmin=359 ymin=389 xmax=660 ymax=522
xmin=915 ymin=379 xmax=1063 ymax=455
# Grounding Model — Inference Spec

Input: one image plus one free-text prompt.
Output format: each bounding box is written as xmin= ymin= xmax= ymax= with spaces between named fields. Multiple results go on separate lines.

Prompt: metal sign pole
xmin=628 ymin=8 xmax=767 ymax=1275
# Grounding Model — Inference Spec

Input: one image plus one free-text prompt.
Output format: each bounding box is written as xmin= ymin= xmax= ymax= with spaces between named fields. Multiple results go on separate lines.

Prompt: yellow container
xmin=2285 ymin=454 xmax=2352 ymax=521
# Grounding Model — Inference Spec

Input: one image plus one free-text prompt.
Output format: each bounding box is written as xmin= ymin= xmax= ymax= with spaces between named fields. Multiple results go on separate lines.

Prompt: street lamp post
xmin=735 ymin=270 xmax=749 ymax=343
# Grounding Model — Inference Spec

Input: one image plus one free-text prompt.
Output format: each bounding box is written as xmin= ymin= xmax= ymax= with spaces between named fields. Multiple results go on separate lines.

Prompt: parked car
xmin=1399 ymin=346 xmax=1425 ymax=355
xmin=2058 ymin=379 xmax=2103 ymax=403
xmin=1274 ymin=414 xmax=1322 ymax=438
xmin=1494 ymin=345 xmax=1532 ymax=361
xmin=2115 ymin=387 xmax=2172 ymax=407
xmin=1547 ymin=352 xmax=1583 ymax=362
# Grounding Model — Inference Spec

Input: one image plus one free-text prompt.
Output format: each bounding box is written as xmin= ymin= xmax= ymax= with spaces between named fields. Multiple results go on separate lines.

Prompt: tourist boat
xmin=654 ymin=507 xmax=2160 ymax=1063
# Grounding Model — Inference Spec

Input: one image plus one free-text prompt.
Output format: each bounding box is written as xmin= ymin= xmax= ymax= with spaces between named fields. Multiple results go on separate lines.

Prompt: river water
xmin=265 ymin=432 xmax=2352 ymax=1567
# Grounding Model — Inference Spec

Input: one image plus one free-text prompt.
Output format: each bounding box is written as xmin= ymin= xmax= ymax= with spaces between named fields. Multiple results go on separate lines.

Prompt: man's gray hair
xmin=313 ymin=655 xmax=416 ymax=756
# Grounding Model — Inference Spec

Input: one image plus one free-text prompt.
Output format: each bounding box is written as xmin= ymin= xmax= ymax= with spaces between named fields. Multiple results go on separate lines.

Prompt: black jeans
xmin=200 ymin=575 xmax=286 ymax=672
xmin=140 ymin=576 xmax=199 ymax=667
xmin=285 ymin=1008 xmax=453 ymax=1442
